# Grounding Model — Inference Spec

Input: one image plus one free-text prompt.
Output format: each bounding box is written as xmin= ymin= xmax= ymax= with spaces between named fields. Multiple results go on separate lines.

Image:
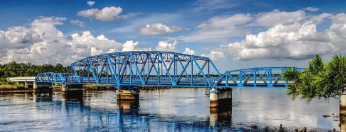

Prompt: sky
xmin=1 ymin=0 xmax=346 ymax=72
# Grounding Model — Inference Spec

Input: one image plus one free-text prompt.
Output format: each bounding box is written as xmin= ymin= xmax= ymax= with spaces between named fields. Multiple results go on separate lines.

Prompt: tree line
xmin=0 ymin=62 xmax=70 ymax=78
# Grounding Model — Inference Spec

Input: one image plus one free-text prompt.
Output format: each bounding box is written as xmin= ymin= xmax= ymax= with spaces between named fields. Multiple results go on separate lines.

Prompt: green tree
xmin=283 ymin=54 xmax=346 ymax=102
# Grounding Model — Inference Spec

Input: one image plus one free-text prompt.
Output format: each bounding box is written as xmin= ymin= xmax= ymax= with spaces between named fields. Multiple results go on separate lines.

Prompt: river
xmin=0 ymin=88 xmax=341 ymax=131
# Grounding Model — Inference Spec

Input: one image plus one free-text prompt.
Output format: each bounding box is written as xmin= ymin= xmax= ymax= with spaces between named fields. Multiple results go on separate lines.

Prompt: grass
xmin=83 ymin=84 xmax=115 ymax=90
xmin=0 ymin=84 xmax=25 ymax=90
xmin=0 ymin=78 xmax=25 ymax=90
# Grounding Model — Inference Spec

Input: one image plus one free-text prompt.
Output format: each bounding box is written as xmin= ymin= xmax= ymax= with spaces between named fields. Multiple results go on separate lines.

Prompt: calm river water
xmin=0 ymin=88 xmax=341 ymax=131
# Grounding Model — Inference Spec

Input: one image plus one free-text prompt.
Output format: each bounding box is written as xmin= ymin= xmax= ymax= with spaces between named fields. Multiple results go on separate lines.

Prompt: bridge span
xmin=34 ymin=51 xmax=303 ymax=108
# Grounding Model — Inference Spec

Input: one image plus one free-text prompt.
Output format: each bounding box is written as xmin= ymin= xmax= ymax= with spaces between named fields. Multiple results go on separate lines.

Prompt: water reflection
xmin=117 ymin=100 xmax=139 ymax=109
xmin=210 ymin=107 xmax=232 ymax=127
xmin=30 ymin=91 xmax=53 ymax=102
xmin=0 ymin=88 xmax=342 ymax=131
xmin=62 ymin=91 xmax=83 ymax=102
xmin=340 ymin=104 xmax=346 ymax=131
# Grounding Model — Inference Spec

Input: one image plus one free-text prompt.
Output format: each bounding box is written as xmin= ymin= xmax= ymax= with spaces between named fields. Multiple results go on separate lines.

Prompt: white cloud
xmin=87 ymin=1 xmax=95 ymax=6
xmin=0 ymin=17 xmax=194 ymax=65
xmin=70 ymin=20 xmax=84 ymax=27
xmin=0 ymin=17 xmax=125 ymax=65
xmin=155 ymin=40 xmax=177 ymax=52
xmin=193 ymin=0 xmax=239 ymax=11
xmin=254 ymin=9 xmax=306 ymax=27
xmin=303 ymin=7 xmax=319 ymax=12
xmin=204 ymin=12 xmax=346 ymax=61
xmin=179 ymin=14 xmax=252 ymax=42
xmin=182 ymin=48 xmax=196 ymax=55
xmin=307 ymin=13 xmax=332 ymax=24
xmin=136 ymin=23 xmax=183 ymax=35
xmin=77 ymin=6 xmax=127 ymax=21
xmin=108 ymin=13 xmax=181 ymax=33
xmin=122 ymin=40 xmax=139 ymax=51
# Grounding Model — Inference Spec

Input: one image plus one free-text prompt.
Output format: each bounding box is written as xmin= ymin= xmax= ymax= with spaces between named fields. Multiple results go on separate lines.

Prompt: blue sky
xmin=1 ymin=0 xmax=346 ymax=71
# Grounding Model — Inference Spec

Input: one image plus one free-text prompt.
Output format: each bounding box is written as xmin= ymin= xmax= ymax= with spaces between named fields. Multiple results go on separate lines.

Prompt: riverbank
xmin=0 ymin=89 xmax=33 ymax=93
xmin=0 ymin=84 xmax=26 ymax=92
xmin=1 ymin=85 xmax=177 ymax=93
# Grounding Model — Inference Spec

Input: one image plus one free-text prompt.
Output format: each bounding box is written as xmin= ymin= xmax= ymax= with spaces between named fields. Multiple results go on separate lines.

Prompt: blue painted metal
xmin=35 ymin=51 xmax=304 ymax=89
xmin=213 ymin=67 xmax=305 ymax=88
xmin=35 ymin=51 xmax=221 ymax=89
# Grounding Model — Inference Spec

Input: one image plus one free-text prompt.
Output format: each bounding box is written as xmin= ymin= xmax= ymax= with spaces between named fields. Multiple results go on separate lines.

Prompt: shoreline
xmin=0 ymin=86 xmax=197 ymax=93
xmin=0 ymin=90 xmax=34 ymax=93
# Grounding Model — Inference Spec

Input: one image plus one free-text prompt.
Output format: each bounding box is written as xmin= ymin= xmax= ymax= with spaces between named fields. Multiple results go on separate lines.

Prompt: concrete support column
xmin=341 ymin=90 xmax=346 ymax=106
xmin=33 ymin=82 xmax=52 ymax=90
xmin=116 ymin=89 xmax=140 ymax=100
xmin=210 ymin=88 xmax=232 ymax=108
xmin=33 ymin=82 xmax=36 ymax=90
xmin=24 ymin=80 xmax=28 ymax=89
xmin=62 ymin=84 xmax=83 ymax=92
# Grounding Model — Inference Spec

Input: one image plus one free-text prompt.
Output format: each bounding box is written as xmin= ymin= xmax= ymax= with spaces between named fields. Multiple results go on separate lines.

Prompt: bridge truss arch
xmin=35 ymin=51 xmax=304 ymax=89
xmin=36 ymin=51 xmax=222 ymax=88
xmin=214 ymin=67 xmax=305 ymax=88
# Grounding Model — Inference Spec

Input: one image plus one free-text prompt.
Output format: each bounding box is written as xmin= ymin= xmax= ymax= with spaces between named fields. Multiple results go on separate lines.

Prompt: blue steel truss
xmin=214 ymin=67 xmax=305 ymax=88
xmin=35 ymin=51 xmax=304 ymax=89
xmin=36 ymin=51 xmax=221 ymax=89
xmin=35 ymin=72 xmax=73 ymax=84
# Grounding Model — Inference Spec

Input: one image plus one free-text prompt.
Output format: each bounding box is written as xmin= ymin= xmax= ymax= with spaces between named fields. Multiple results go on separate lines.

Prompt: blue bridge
xmin=35 ymin=51 xmax=303 ymax=89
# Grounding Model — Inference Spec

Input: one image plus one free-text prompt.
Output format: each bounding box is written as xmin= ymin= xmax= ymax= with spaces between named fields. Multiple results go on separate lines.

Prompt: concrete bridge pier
xmin=116 ymin=89 xmax=140 ymax=100
xmin=33 ymin=82 xmax=52 ymax=92
xmin=209 ymin=88 xmax=232 ymax=108
xmin=62 ymin=84 xmax=84 ymax=92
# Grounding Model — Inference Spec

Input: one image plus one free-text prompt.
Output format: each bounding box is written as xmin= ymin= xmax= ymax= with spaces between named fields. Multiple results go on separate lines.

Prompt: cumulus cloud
xmin=303 ymin=7 xmax=319 ymax=12
xmin=136 ymin=23 xmax=183 ymax=35
xmin=0 ymin=17 xmax=125 ymax=64
xmin=0 ymin=17 xmax=194 ymax=65
xmin=182 ymin=48 xmax=196 ymax=55
xmin=87 ymin=1 xmax=95 ymax=6
xmin=122 ymin=40 xmax=139 ymax=51
xmin=203 ymin=12 xmax=346 ymax=61
xmin=155 ymin=40 xmax=177 ymax=52
xmin=77 ymin=6 xmax=127 ymax=21
xmin=70 ymin=20 xmax=84 ymax=27
xmin=179 ymin=14 xmax=252 ymax=42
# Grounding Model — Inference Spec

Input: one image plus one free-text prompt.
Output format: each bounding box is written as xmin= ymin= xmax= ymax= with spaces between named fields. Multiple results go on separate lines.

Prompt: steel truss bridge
xmin=35 ymin=51 xmax=304 ymax=89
